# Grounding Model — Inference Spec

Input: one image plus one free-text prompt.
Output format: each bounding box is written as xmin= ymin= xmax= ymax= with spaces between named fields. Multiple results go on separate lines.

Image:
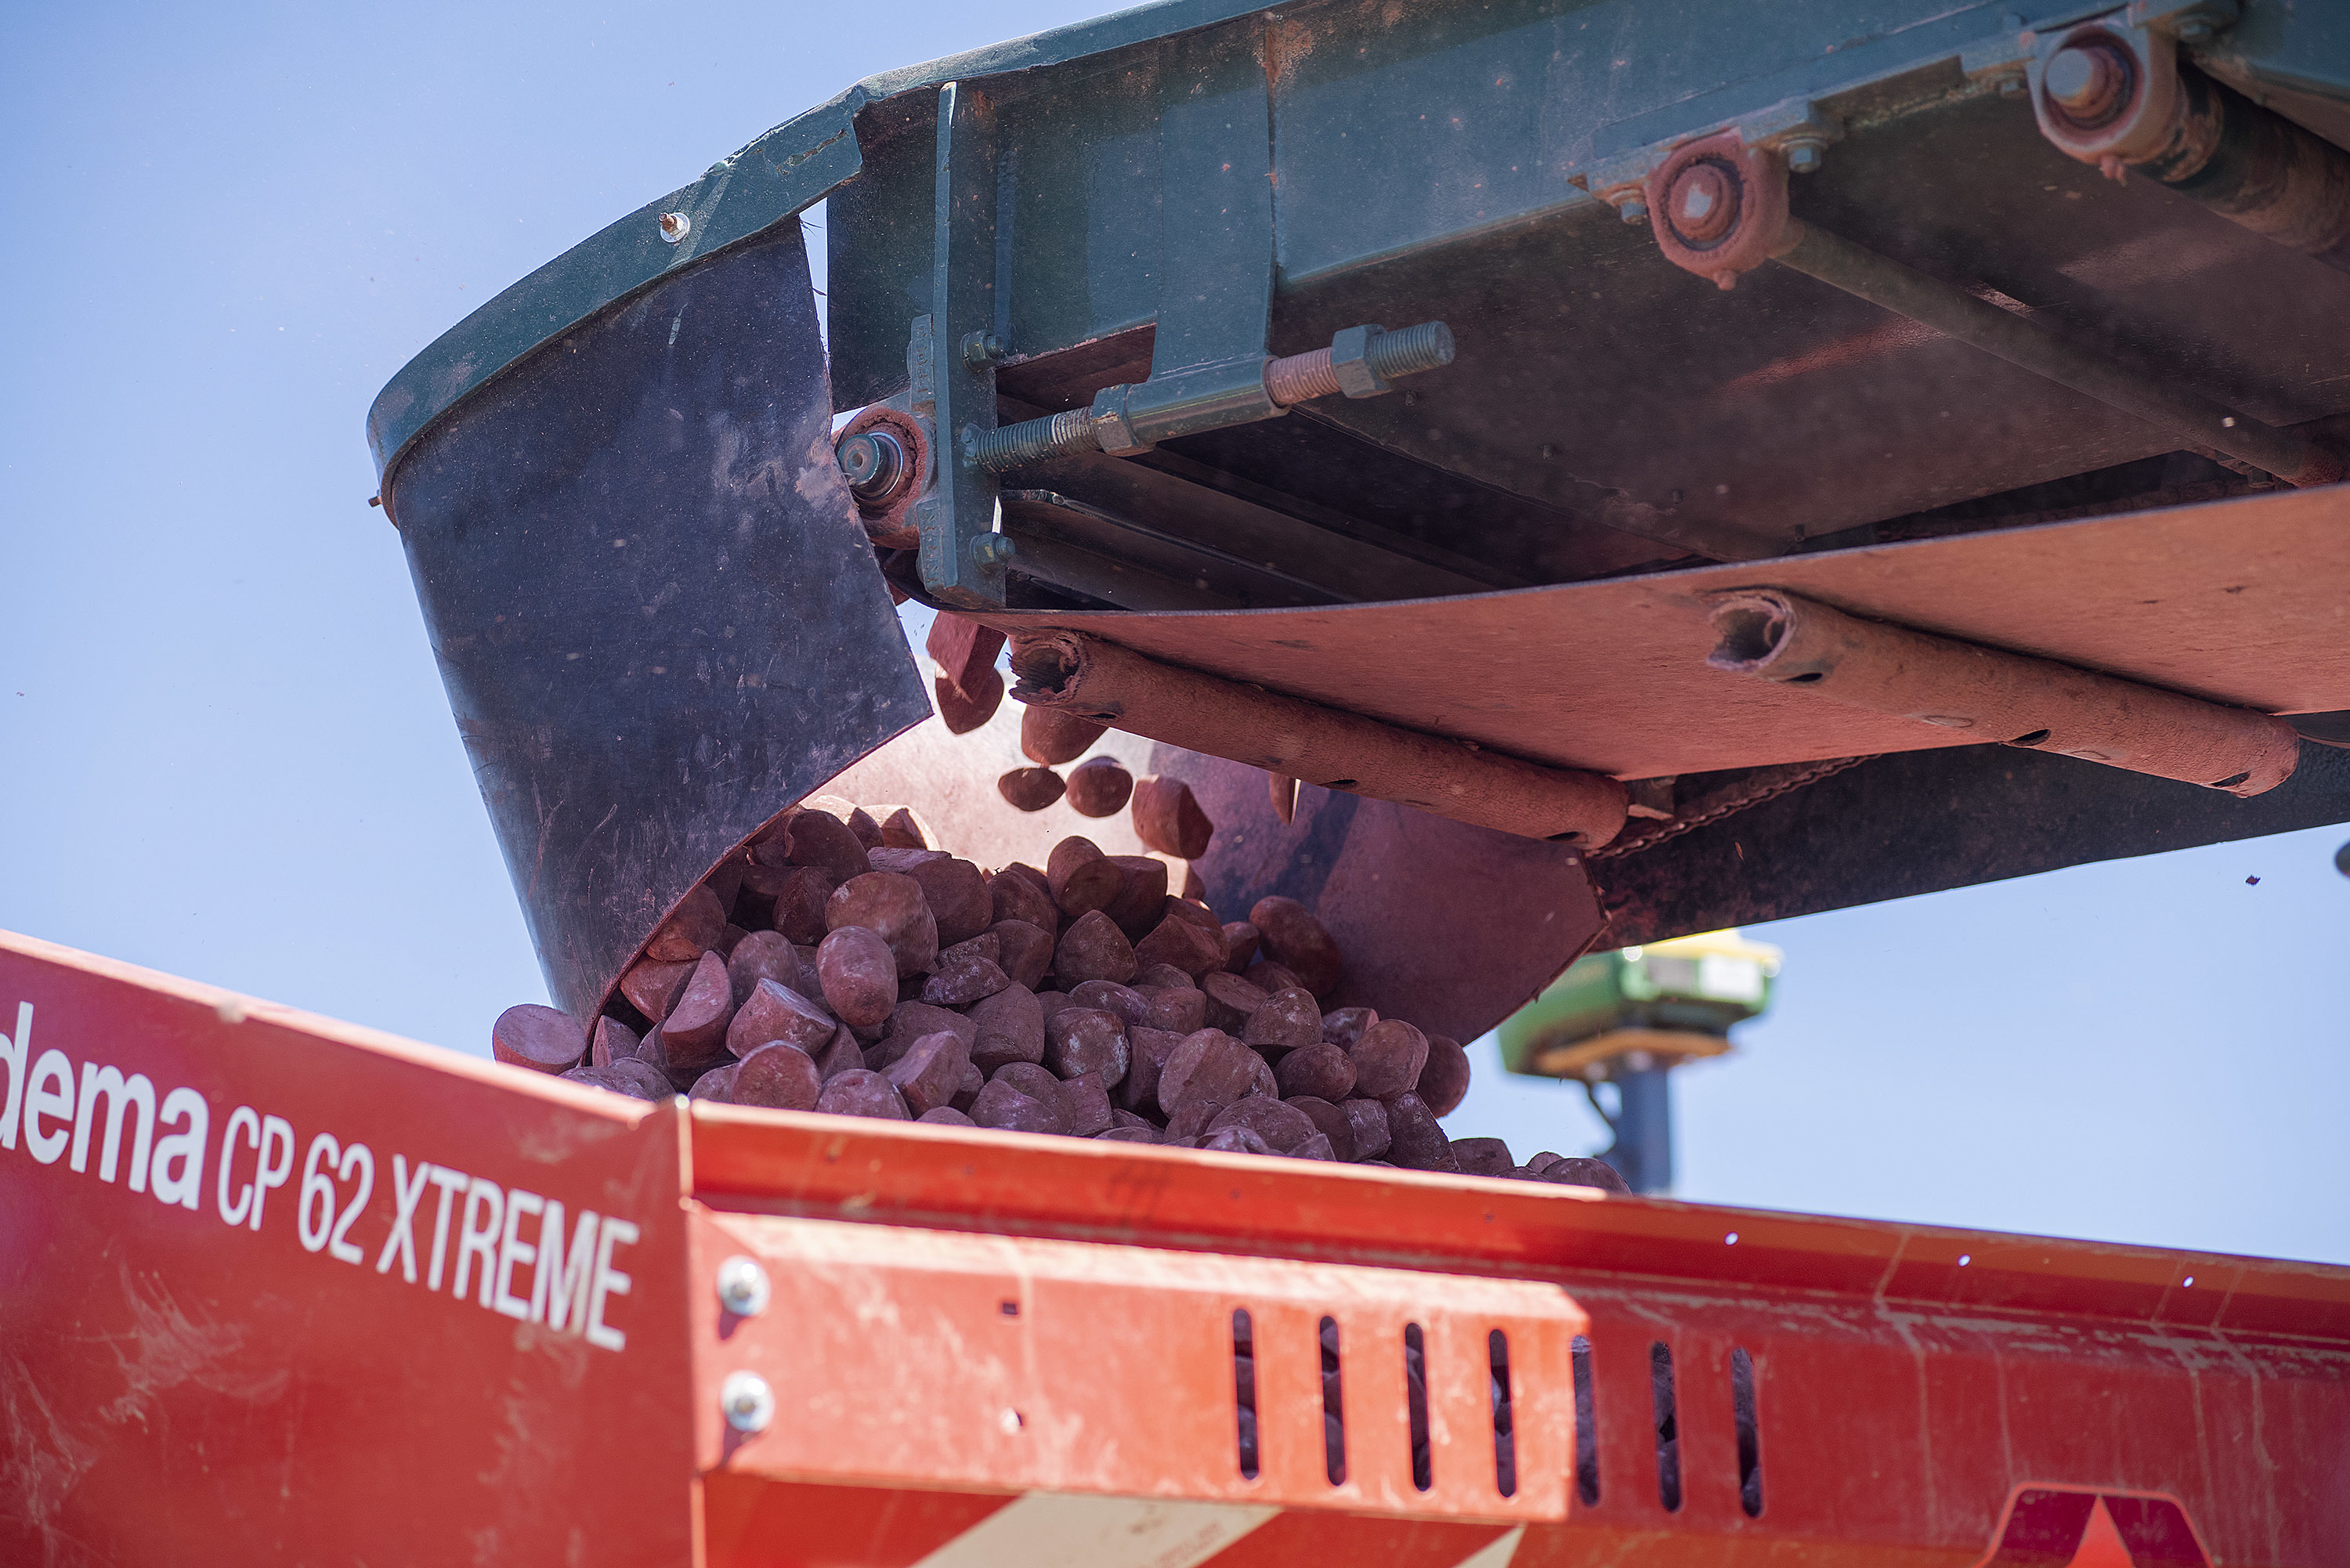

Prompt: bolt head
xmin=721 ymin=1370 xmax=776 ymax=1434
xmin=1785 ymin=142 xmax=1824 ymax=175
xmin=971 ymin=533 xmax=1016 ymax=569
xmin=1667 ymin=161 xmax=1738 ymax=244
xmin=1617 ymin=197 xmax=1649 ymax=226
xmin=2043 ymin=38 xmax=2135 ymax=128
xmin=961 ymin=331 xmax=1007 ymax=368
xmin=657 ymin=211 xmax=691 ymax=244
xmin=837 ymin=435 xmax=879 ymax=483
xmin=715 ymin=1255 xmax=771 ymax=1317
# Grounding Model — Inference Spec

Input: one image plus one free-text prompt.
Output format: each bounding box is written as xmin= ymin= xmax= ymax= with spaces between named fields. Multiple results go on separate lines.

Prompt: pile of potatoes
xmin=491 ymin=797 xmax=1623 ymax=1187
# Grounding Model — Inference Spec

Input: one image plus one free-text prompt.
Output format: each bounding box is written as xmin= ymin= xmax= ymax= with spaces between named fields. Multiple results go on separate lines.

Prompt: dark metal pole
xmin=1766 ymin=218 xmax=2342 ymax=487
xmin=1611 ymin=1066 xmax=1676 ymax=1195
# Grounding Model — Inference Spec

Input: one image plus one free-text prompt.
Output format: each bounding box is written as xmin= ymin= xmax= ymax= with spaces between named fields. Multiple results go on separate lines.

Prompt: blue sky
xmin=5 ymin=1 xmax=2344 ymax=1265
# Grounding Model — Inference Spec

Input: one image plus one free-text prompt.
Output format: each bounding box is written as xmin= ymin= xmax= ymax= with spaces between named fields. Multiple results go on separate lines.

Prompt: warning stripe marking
xmin=907 ymin=1493 xmax=1278 ymax=1568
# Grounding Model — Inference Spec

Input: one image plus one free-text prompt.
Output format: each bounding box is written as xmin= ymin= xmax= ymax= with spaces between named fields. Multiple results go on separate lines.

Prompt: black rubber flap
xmin=385 ymin=224 xmax=926 ymax=1020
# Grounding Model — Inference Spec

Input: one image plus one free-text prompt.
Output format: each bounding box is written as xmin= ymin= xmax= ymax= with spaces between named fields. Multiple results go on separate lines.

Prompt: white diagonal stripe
xmin=1452 ymin=1524 xmax=1524 ymax=1568
xmin=909 ymin=1492 xmax=1278 ymax=1568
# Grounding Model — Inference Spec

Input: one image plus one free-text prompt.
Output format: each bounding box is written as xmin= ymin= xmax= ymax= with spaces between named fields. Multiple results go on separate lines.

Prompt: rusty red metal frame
xmin=983 ymin=486 xmax=2350 ymax=783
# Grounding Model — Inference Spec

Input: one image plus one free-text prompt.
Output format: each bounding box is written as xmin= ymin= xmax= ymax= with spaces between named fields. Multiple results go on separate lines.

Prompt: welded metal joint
xmin=966 ymin=321 xmax=1455 ymax=473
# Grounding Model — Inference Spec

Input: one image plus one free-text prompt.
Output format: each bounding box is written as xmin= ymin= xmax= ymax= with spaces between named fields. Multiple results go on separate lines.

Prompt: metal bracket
xmin=915 ymin=80 xmax=1011 ymax=609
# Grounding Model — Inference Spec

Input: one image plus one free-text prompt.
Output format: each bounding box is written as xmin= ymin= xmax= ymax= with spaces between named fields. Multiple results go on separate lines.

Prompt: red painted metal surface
xmin=0 ymin=933 xmax=698 ymax=1566
xmin=5 ymin=930 xmax=2347 ymax=1565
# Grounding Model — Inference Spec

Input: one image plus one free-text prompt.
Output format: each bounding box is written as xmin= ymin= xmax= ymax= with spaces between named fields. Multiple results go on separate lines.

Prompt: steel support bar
xmin=1006 ymin=629 xmax=1629 ymax=847
xmin=1600 ymin=1066 xmax=1674 ymax=1195
xmin=1704 ymin=587 xmax=2304 ymax=797
xmin=1766 ymin=216 xmax=2343 ymax=486
xmin=917 ymin=81 xmax=1011 ymax=608
xmin=968 ymin=322 xmax=1455 ymax=472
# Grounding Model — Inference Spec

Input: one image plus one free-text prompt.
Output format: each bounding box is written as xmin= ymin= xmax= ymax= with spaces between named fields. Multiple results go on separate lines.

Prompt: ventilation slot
xmin=1319 ymin=1317 xmax=1346 ymax=1485
xmin=1405 ymin=1322 xmax=1431 ymax=1491
xmin=1650 ymin=1341 xmax=1681 ymax=1512
xmin=1571 ymin=1334 xmax=1600 ymax=1506
xmin=1732 ymin=1346 xmax=1762 ymax=1517
xmin=1488 ymin=1329 xmax=1517 ymax=1497
xmin=1232 ymin=1309 xmax=1258 ymax=1480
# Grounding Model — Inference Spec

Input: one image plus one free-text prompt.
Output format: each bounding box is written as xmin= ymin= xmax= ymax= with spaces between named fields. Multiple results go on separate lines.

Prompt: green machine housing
xmin=368 ymin=0 xmax=2350 ymax=1038
xmin=1500 ymin=932 xmax=1781 ymax=1082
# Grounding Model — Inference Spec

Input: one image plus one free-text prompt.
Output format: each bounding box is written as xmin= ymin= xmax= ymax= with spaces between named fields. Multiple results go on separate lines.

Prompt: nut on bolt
xmin=961 ymin=331 xmax=1007 ymax=368
xmin=2041 ymin=34 xmax=2137 ymax=130
xmin=1784 ymin=137 xmax=1828 ymax=175
xmin=1666 ymin=161 xmax=1739 ymax=244
xmin=971 ymin=533 xmax=1017 ymax=568
xmin=715 ymin=1255 xmax=770 ymax=1317
xmin=837 ymin=429 xmax=907 ymax=505
xmin=721 ymin=1370 xmax=775 ymax=1433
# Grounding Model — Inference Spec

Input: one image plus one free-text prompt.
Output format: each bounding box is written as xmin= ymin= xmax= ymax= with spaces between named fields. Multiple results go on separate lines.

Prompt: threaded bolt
xmin=1267 ymin=321 xmax=1455 ymax=406
xmin=1363 ymin=320 xmax=1455 ymax=381
xmin=967 ymin=407 xmax=1100 ymax=470
xmin=1264 ymin=348 xmax=1340 ymax=404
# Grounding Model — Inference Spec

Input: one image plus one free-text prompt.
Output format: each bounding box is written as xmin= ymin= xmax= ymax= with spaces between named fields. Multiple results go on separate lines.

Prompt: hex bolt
xmin=2042 ymin=37 xmax=2135 ymax=128
xmin=721 ymin=1370 xmax=776 ymax=1433
xmin=1784 ymin=139 xmax=1827 ymax=175
xmin=836 ymin=430 xmax=907 ymax=505
xmin=1617 ymin=197 xmax=1650 ymax=226
xmin=971 ymin=533 xmax=1018 ymax=568
xmin=1668 ymin=162 xmax=1737 ymax=244
xmin=961 ymin=331 xmax=1007 ymax=368
xmin=657 ymin=211 xmax=692 ymax=244
xmin=1265 ymin=320 xmax=1455 ymax=404
xmin=715 ymin=1255 xmax=771 ymax=1317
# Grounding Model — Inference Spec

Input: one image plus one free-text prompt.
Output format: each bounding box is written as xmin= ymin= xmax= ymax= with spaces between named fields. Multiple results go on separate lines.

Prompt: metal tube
xmin=1705 ymin=588 xmax=2303 ymax=797
xmin=1766 ymin=218 xmax=2342 ymax=487
xmin=970 ymin=321 xmax=1455 ymax=472
xmin=2137 ymin=67 xmax=2350 ymax=274
xmin=1007 ymin=630 xmax=1629 ymax=847
xmin=1609 ymin=1067 xmax=1673 ymax=1196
